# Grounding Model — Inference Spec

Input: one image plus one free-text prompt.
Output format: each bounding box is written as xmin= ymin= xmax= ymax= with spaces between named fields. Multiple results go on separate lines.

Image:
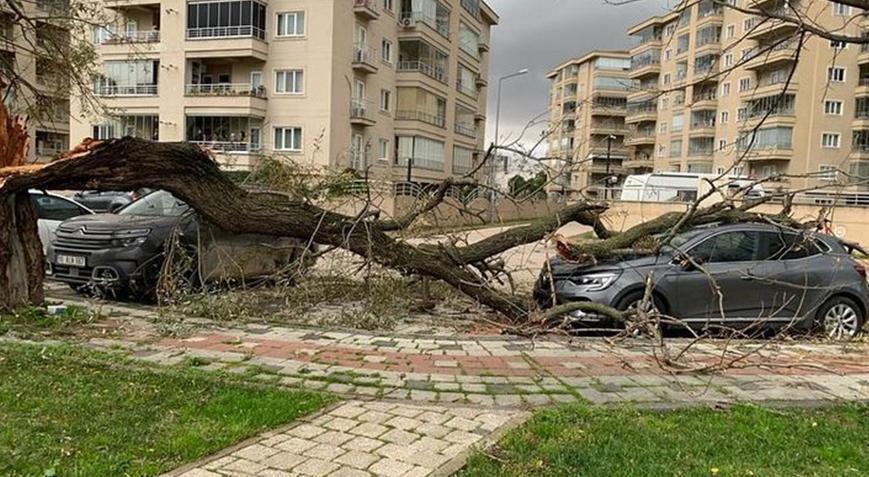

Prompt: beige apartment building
xmin=625 ymin=0 xmax=866 ymax=192
xmin=69 ymin=0 xmax=497 ymax=186
xmin=546 ymin=51 xmax=631 ymax=199
xmin=1 ymin=1 xmax=71 ymax=163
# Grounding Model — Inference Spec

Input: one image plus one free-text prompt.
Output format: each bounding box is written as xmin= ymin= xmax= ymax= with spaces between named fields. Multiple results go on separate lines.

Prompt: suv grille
xmin=54 ymin=225 xmax=114 ymax=250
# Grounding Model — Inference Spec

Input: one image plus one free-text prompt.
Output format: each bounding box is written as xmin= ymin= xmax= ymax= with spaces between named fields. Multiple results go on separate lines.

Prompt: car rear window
xmin=760 ymin=232 xmax=823 ymax=260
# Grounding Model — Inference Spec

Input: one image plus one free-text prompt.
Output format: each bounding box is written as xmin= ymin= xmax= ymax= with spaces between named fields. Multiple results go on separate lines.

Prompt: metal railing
xmin=94 ymin=84 xmax=158 ymax=96
xmin=456 ymin=79 xmax=477 ymax=97
xmin=186 ymin=26 xmax=266 ymax=40
xmin=185 ymin=83 xmax=266 ymax=97
xmin=350 ymin=99 xmax=374 ymax=121
xmin=395 ymin=110 xmax=446 ymax=128
xmin=454 ymin=122 xmax=476 ymax=137
xmin=397 ymin=60 xmax=448 ymax=84
xmin=353 ymin=43 xmax=378 ymax=67
xmin=101 ymin=30 xmax=160 ymax=44
xmin=190 ymin=141 xmax=259 ymax=153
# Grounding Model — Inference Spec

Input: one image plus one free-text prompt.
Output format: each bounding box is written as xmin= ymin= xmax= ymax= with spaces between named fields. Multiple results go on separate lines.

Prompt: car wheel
xmin=815 ymin=296 xmax=864 ymax=341
xmin=616 ymin=291 xmax=665 ymax=336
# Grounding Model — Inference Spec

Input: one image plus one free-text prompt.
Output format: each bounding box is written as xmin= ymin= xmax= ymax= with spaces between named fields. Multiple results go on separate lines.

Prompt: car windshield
xmin=118 ymin=190 xmax=189 ymax=217
xmin=660 ymin=228 xmax=709 ymax=251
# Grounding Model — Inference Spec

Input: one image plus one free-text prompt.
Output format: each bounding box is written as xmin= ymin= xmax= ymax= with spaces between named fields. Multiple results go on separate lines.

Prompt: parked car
xmin=72 ymin=189 xmax=152 ymax=213
xmin=535 ymin=223 xmax=868 ymax=340
xmin=29 ymin=190 xmax=94 ymax=254
xmin=46 ymin=190 xmax=314 ymax=299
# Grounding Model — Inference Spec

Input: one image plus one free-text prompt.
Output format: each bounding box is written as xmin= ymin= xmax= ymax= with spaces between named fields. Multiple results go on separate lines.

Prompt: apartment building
xmin=546 ymin=51 xmax=631 ymax=199
xmin=626 ymin=0 xmax=864 ymax=192
xmin=0 ymin=1 xmax=71 ymax=163
xmin=70 ymin=0 xmax=497 ymax=187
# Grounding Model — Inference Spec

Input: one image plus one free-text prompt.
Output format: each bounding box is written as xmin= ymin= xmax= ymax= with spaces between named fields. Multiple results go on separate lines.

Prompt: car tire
xmin=615 ymin=290 xmax=666 ymax=336
xmin=815 ymin=296 xmax=864 ymax=341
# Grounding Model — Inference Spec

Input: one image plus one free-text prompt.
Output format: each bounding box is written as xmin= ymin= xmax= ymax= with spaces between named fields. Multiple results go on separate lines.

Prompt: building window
xmin=274 ymin=127 xmax=302 ymax=151
xmin=664 ymin=49 xmax=672 ymax=61
xmin=721 ymin=82 xmax=731 ymax=97
xmin=725 ymin=24 xmax=735 ymax=39
xmin=718 ymin=139 xmax=727 ymax=151
xmin=381 ymin=39 xmax=393 ymax=63
xmin=832 ymin=2 xmax=851 ymax=16
xmin=830 ymin=40 xmax=847 ymax=49
xmin=380 ymin=89 xmax=391 ymax=112
xmin=738 ymin=77 xmax=751 ymax=91
xmin=828 ymin=66 xmax=846 ymax=82
xmin=721 ymin=111 xmax=729 ymax=124
xmin=383 ymin=0 xmax=394 ymax=12
xmin=662 ymin=73 xmax=671 ymax=85
xmin=723 ymin=54 xmax=733 ymax=67
xmin=821 ymin=132 xmax=841 ymax=148
xmin=275 ymin=69 xmax=304 ymax=94
xmin=458 ymin=22 xmax=480 ymax=58
xmin=378 ymin=138 xmax=389 ymax=161
xmin=276 ymin=11 xmax=305 ymax=37
xmin=396 ymin=135 xmax=445 ymax=171
xmin=737 ymin=107 xmax=747 ymax=121
xmin=187 ymin=0 xmax=267 ymax=40
xmin=819 ymin=164 xmax=838 ymax=181
xmin=824 ymin=100 xmax=843 ymax=115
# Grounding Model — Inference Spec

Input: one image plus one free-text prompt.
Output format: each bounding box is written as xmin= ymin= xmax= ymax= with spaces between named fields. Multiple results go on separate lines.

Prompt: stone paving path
xmin=168 ymin=400 xmax=524 ymax=477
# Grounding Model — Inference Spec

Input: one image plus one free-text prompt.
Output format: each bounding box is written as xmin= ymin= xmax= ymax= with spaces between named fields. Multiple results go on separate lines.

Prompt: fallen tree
xmin=0 ymin=136 xmax=815 ymax=326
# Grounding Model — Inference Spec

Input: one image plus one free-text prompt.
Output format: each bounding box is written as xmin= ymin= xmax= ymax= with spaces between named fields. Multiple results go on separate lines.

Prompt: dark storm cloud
xmin=484 ymin=0 xmax=670 ymax=149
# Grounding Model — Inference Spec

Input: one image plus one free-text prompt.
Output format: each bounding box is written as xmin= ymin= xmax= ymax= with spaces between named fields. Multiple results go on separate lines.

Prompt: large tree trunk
xmin=0 ymin=139 xmax=604 ymax=317
xmin=0 ymin=191 xmax=44 ymax=309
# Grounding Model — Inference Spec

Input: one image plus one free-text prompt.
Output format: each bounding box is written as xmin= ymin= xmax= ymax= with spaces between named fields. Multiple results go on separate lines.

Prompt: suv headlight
xmin=568 ymin=273 xmax=618 ymax=292
xmin=112 ymin=228 xmax=151 ymax=246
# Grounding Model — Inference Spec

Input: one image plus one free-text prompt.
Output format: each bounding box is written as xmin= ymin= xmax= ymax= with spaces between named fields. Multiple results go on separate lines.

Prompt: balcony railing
xmin=94 ymin=84 xmax=158 ymax=96
xmin=397 ymin=60 xmax=448 ymax=84
xmin=350 ymin=99 xmax=374 ymax=122
xmin=455 ymin=122 xmax=476 ymax=137
xmin=186 ymin=26 xmax=266 ymax=40
xmin=185 ymin=83 xmax=266 ymax=97
xmin=456 ymin=79 xmax=477 ymax=97
xmin=101 ymin=30 xmax=160 ymax=45
xmin=190 ymin=141 xmax=260 ymax=153
xmin=395 ymin=110 xmax=446 ymax=128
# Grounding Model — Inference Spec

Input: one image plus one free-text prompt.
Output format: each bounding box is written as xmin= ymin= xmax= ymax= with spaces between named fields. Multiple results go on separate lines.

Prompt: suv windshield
xmin=119 ymin=190 xmax=189 ymax=217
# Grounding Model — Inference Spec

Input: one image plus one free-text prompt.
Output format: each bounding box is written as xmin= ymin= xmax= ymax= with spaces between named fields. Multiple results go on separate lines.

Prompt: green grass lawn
xmin=0 ymin=342 xmax=330 ymax=477
xmin=461 ymin=403 xmax=868 ymax=477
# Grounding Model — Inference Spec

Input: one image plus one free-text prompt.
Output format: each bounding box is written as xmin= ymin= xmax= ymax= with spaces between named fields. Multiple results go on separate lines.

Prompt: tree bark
xmin=0 ymin=138 xmax=603 ymax=318
xmin=0 ymin=191 xmax=44 ymax=310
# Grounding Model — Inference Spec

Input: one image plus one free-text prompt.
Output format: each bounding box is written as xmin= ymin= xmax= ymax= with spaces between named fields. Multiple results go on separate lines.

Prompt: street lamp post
xmin=490 ymin=68 xmax=529 ymax=221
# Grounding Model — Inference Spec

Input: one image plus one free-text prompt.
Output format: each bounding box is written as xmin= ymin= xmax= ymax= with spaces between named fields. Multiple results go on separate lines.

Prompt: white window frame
xmin=718 ymin=139 xmax=727 ymax=151
xmin=721 ymin=82 xmax=731 ymax=97
xmin=380 ymin=88 xmax=391 ymax=112
xmin=378 ymin=138 xmax=390 ymax=161
xmin=720 ymin=111 xmax=729 ymax=124
xmin=821 ymin=132 xmax=841 ymax=149
xmin=381 ymin=38 xmax=393 ymax=64
xmin=828 ymin=66 xmax=846 ymax=83
xmin=819 ymin=164 xmax=838 ymax=181
xmin=832 ymin=2 xmax=851 ymax=16
xmin=276 ymin=11 xmax=305 ymax=38
xmin=274 ymin=127 xmax=303 ymax=152
xmin=725 ymin=24 xmax=735 ymax=39
xmin=824 ymin=100 xmax=843 ymax=115
xmin=274 ymin=69 xmax=304 ymax=94
xmin=738 ymin=77 xmax=751 ymax=92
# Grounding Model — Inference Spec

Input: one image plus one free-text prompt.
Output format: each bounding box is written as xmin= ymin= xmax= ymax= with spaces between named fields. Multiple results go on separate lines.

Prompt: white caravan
xmin=619 ymin=172 xmax=764 ymax=203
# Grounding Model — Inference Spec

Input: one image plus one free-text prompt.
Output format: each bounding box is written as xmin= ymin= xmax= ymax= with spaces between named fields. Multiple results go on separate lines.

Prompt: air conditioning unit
xmin=400 ymin=17 xmax=416 ymax=28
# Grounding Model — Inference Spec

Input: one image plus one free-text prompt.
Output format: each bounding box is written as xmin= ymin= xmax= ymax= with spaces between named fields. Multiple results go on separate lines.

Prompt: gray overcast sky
xmin=483 ymin=0 xmax=671 ymax=150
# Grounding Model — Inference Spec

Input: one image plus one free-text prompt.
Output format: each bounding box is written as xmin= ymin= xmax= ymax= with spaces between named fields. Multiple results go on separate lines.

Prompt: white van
xmin=619 ymin=172 xmax=764 ymax=202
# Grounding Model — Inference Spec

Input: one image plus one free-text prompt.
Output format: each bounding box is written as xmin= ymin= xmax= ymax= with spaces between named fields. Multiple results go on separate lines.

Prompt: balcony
xmin=625 ymin=129 xmax=655 ymax=146
xmin=743 ymin=148 xmax=793 ymax=162
xmin=94 ymin=84 xmax=158 ymax=97
xmin=100 ymin=30 xmax=160 ymax=46
xmin=189 ymin=141 xmax=261 ymax=154
xmin=353 ymin=0 xmax=380 ymax=20
xmin=187 ymin=25 xmax=265 ymax=41
xmin=587 ymin=163 xmax=626 ymax=175
xmin=746 ymin=15 xmax=798 ymax=42
xmin=857 ymin=78 xmax=869 ymax=97
xmin=353 ymin=44 xmax=379 ymax=74
xmin=629 ymin=61 xmax=660 ymax=80
xmin=456 ymin=79 xmax=477 ymax=99
xmin=743 ymin=79 xmax=798 ymax=99
xmin=588 ymin=146 xmax=628 ymax=158
xmin=623 ymin=158 xmax=654 ymax=170
xmin=350 ymin=99 xmax=376 ymax=127
xmin=689 ymin=121 xmax=716 ymax=137
xmin=625 ymin=105 xmax=657 ymax=124
xmin=396 ymin=109 xmax=446 ymax=128
xmin=397 ymin=60 xmax=448 ymax=85
xmin=185 ymin=83 xmax=268 ymax=116
xmin=691 ymin=92 xmax=717 ymax=110
xmin=859 ymin=42 xmax=869 ymax=65
xmin=399 ymin=11 xmax=450 ymax=39
xmin=455 ymin=122 xmax=476 ymax=138
xmin=589 ymin=125 xmax=626 ymax=136
xmin=744 ymin=45 xmax=798 ymax=71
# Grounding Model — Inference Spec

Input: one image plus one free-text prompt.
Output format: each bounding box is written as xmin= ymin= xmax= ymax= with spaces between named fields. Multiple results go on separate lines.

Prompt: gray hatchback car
xmin=535 ymin=223 xmax=868 ymax=339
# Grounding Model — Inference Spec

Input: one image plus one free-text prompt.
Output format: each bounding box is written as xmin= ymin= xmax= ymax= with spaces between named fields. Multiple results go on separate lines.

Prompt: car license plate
xmin=57 ymin=255 xmax=86 ymax=267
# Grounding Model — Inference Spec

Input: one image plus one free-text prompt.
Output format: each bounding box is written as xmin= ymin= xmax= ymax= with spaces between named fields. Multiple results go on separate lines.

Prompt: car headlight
xmin=568 ymin=273 xmax=618 ymax=292
xmin=112 ymin=229 xmax=151 ymax=247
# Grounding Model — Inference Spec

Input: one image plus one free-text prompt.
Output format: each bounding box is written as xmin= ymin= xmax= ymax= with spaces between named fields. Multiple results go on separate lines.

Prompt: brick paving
xmin=166 ymin=400 xmax=525 ymax=477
